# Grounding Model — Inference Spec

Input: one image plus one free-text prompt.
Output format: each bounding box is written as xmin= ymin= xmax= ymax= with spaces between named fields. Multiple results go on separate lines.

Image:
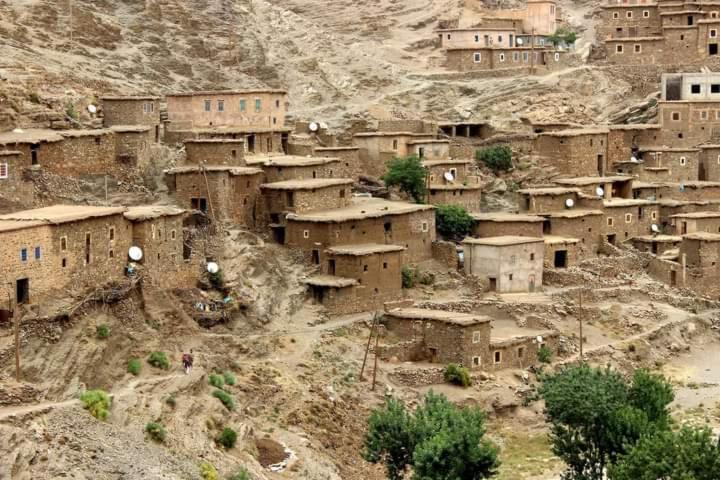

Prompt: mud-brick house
xmin=538 ymin=209 xmax=603 ymax=257
xmin=554 ymin=175 xmax=634 ymax=199
xmin=533 ymin=128 xmax=610 ymax=177
xmin=517 ymin=187 xmax=589 ymax=213
xmin=543 ymin=235 xmax=580 ymax=268
xmin=380 ymin=308 xmax=559 ymax=370
xmin=250 ymin=155 xmax=343 ymax=182
xmin=184 ymin=139 xmax=246 ymax=166
xmin=470 ymin=213 xmax=545 ymax=238
xmin=444 ymin=47 xmax=569 ymax=73
xmin=101 ymin=96 xmax=162 ymax=142
xmin=166 ymin=126 xmax=291 ymax=156
xmin=304 ymin=244 xmax=404 ymax=315
xmin=0 ymin=129 xmax=117 ymax=178
xmin=632 ymin=235 xmax=681 ymax=255
xmin=463 ymin=236 xmax=544 ymax=293
xmin=164 ymin=166 xmax=264 ymax=228
xmin=0 ymin=150 xmax=34 ymax=206
xmin=260 ymin=178 xmax=354 ymax=225
xmin=111 ymin=126 xmax=152 ymax=169
xmin=0 ymin=205 xmax=132 ymax=305
xmin=314 ymin=146 xmax=361 ymax=179
xmin=673 ymin=181 xmax=720 ymax=201
xmin=408 ymin=139 xmax=450 ymax=160
xmin=670 ymin=211 xmax=720 ymax=235
xmin=285 ymin=197 xmax=436 ymax=264
xmin=428 ymin=184 xmax=483 ymax=212
xmin=353 ymin=131 xmax=436 ymax=178
xmin=423 ymin=159 xmax=479 ymax=183
xmin=602 ymin=198 xmax=660 ymax=244
xmin=656 ymin=199 xmax=720 ymax=229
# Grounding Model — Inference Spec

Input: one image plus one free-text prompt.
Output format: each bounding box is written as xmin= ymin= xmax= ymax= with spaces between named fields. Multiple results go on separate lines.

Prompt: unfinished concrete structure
xmin=463 ymin=236 xmax=544 ymax=292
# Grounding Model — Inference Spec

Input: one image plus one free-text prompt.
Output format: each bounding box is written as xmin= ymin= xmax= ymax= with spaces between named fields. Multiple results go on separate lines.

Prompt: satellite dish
xmin=565 ymin=198 xmax=575 ymax=208
xmin=596 ymin=186 xmax=605 ymax=197
xmin=309 ymin=122 xmax=319 ymax=132
xmin=12 ymin=128 xmax=23 ymax=133
xmin=630 ymin=156 xmax=638 ymax=163
xmin=651 ymin=224 xmax=660 ymax=233
xmin=536 ymin=335 xmax=543 ymax=343
xmin=444 ymin=171 xmax=455 ymax=182
xmin=517 ymin=38 xmax=524 ymax=45
xmin=87 ymin=104 xmax=97 ymax=114
xmin=128 ymin=246 xmax=143 ymax=261
xmin=207 ymin=262 xmax=220 ymax=274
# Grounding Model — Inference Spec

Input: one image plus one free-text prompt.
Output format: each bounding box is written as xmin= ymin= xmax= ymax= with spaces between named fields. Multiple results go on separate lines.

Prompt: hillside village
xmin=3 ymin=0 xmax=720 ymax=479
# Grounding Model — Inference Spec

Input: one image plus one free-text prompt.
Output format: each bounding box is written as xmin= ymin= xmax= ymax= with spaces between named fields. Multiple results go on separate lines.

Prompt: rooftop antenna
xmin=444 ymin=171 xmax=455 ymax=182
xmin=309 ymin=122 xmax=319 ymax=132
xmin=87 ymin=104 xmax=97 ymax=114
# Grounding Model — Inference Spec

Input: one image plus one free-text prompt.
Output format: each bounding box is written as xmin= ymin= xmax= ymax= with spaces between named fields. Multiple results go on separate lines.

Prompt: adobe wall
xmin=409 ymin=142 xmax=450 ymax=160
xmin=545 ymin=215 xmax=602 ymax=256
xmin=378 ymin=120 xmax=435 ymax=134
xmin=166 ymin=92 xmax=287 ymax=129
xmin=185 ymin=140 xmax=246 ymax=166
xmin=598 ymin=6 xmax=662 ymax=39
xmin=631 ymin=239 xmax=679 ymax=255
xmin=472 ymin=220 xmax=544 ymax=238
xmin=102 ymin=99 xmax=161 ymax=127
xmin=262 ymin=162 xmax=340 ymax=183
xmin=534 ymin=133 xmax=607 ymax=177
xmin=0 ymin=152 xmax=34 ymax=206
xmin=307 ymin=285 xmax=358 ymax=315
xmin=40 ymin=133 xmax=117 ymax=177
xmin=445 ymin=49 xmax=568 ymax=72
xmin=700 ymin=147 xmax=720 ymax=181
xmin=323 ymin=250 xmax=404 ymax=308
xmin=604 ymin=39 xmax=665 ymax=65
xmin=425 ymin=163 xmax=470 ymax=182
xmin=262 ymin=184 xmax=351 ymax=218
xmin=195 ymin=131 xmax=285 ymax=155
xmin=602 ymin=204 xmax=661 ymax=242
xmin=671 ymin=216 xmax=720 ymax=234
xmin=314 ymin=147 xmax=361 ymax=179
xmin=544 ymin=241 xmax=579 ymax=268
xmin=427 ymin=188 xmax=482 ymax=212
xmin=432 ymin=240 xmax=459 ymax=269
xmin=521 ymin=192 xmax=580 ymax=213
xmin=489 ymin=332 xmax=559 ymax=370
xmin=114 ymin=130 xmax=152 ymax=169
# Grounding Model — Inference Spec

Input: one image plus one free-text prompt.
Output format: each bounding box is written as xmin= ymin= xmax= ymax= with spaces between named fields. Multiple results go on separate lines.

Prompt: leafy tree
xmin=540 ymin=365 xmax=674 ymax=480
xmin=547 ymin=28 xmax=578 ymax=46
xmin=383 ymin=155 xmax=428 ymax=203
xmin=435 ymin=204 xmax=474 ymax=241
xmin=475 ymin=145 xmax=512 ymax=172
xmin=364 ymin=391 xmax=499 ymax=480
xmin=537 ymin=345 xmax=553 ymax=363
xmin=610 ymin=426 xmax=720 ymax=480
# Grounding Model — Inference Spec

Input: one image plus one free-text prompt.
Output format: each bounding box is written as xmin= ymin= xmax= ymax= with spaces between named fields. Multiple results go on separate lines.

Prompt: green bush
xmin=382 ymin=155 xmax=427 ymax=203
xmin=548 ymin=27 xmax=577 ymax=46
xmin=538 ymin=345 xmax=553 ymax=364
xmin=80 ymin=389 xmax=111 ymax=420
xmin=145 ymin=422 xmax=167 ymax=443
xmin=216 ymin=427 xmax=238 ymax=449
xmin=212 ymin=389 xmax=235 ymax=410
xmin=96 ymin=324 xmax=110 ymax=339
xmin=209 ymin=269 xmax=224 ymax=288
xmin=199 ymin=461 xmax=219 ymax=480
xmin=401 ymin=265 xmax=416 ymax=289
xmin=229 ymin=468 xmax=251 ymax=480
xmin=65 ymin=102 xmax=79 ymax=121
xmin=444 ymin=363 xmax=472 ymax=387
xmin=435 ymin=204 xmax=474 ymax=240
xmin=209 ymin=374 xmax=225 ymax=388
xmin=223 ymin=371 xmax=237 ymax=386
xmin=127 ymin=358 xmax=141 ymax=376
xmin=147 ymin=351 xmax=170 ymax=370
xmin=476 ymin=145 xmax=513 ymax=172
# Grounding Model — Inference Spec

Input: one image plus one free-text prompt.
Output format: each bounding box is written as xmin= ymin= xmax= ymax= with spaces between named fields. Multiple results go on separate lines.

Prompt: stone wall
xmin=489 ymin=332 xmax=559 ymax=370
xmin=262 ymin=161 xmax=341 ymax=183
xmin=545 ymin=214 xmax=603 ymax=257
xmin=314 ymin=147 xmax=361 ymax=179
xmin=534 ymin=133 xmax=607 ymax=177
xmin=114 ymin=129 xmax=152 ymax=169
xmin=544 ymin=241 xmax=579 ymax=268
xmin=185 ymin=140 xmax=246 ymax=166
xmin=0 ymin=151 xmax=34 ymax=206
xmin=102 ymin=98 xmax=161 ymax=128
xmin=472 ymin=220 xmax=544 ymax=238
xmin=432 ymin=240 xmax=459 ymax=270
xmin=427 ymin=187 xmax=482 ymax=212
xmin=602 ymin=204 xmax=660 ymax=243
xmin=261 ymin=184 xmax=352 ymax=220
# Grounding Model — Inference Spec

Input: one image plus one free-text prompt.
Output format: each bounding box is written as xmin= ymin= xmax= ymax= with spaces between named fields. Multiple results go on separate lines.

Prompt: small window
xmin=447 ymin=33 xmax=451 ymax=40
xmin=392 ymin=139 xmax=398 ymax=150
xmin=680 ymin=156 xmax=687 ymax=166
xmin=383 ymin=262 xmax=388 ymax=269
xmin=616 ymin=44 xmax=624 ymax=54
xmin=523 ymin=51 xmax=529 ymax=62
xmin=607 ymin=217 xmax=614 ymax=226
xmin=474 ymin=34 xmax=479 ymax=42
xmin=421 ymin=221 xmax=429 ymax=232
xmin=498 ymin=35 xmax=503 ymax=43
xmin=239 ymin=99 xmax=246 ymax=111
xmin=712 ymin=29 xmax=718 ymax=38
xmin=712 ymin=84 xmax=720 ymax=94
xmin=473 ymin=52 xmax=482 ymax=63
xmin=61 ymin=237 xmax=67 ymax=250
xmin=634 ymin=44 xmax=641 ymax=53
xmin=643 ymin=10 xmax=650 ymax=17
xmin=494 ymin=351 xmax=502 ymax=364
xmin=499 ymin=53 xmax=505 ymax=62
xmin=651 ymin=211 xmax=657 ymax=220
xmin=217 ymin=100 xmax=224 ymax=112
xmin=691 ymin=84 xmax=702 ymax=94
xmin=472 ymin=331 xmax=482 ymax=343
xmin=626 ymin=10 xmax=633 ymax=18
xmin=530 ymin=253 xmax=535 ymax=261
xmin=275 ymin=99 xmax=280 ymax=108
xmin=625 ymin=213 xmax=632 ymax=223
xmin=518 ymin=347 xmax=525 ymax=358
xmin=95 ymin=137 xmax=101 ymax=145
xmin=34 ymin=246 xmax=41 ymax=260
xmin=554 ymin=52 xmax=560 ymax=61
xmin=171 ymin=230 xmax=176 ymax=240
xmin=613 ymin=11 xmax=620 ymax=19
xmin=472 ymin=356 xmax=481 ymax=367
xmin=509 ymin=273 xmax=513 ymax=280
xmin=0 ymin=163 xmax=7 ymax=179
xmin=303 ymin=230 xmax=310 ymax=239
xmin=62 ymin=258 xmax=67 ymax=268
xmin=204 ymin=99 xmax=211 ymax=112
xmin=701 ymin=111 xmax=709 ymax=120
xmin=109 ymin=227 xmax=115 ymax=240
xmin=21 ymin=248 xmax=28 ymax=262
xmin=255 ymin=99 xmax=262 ymax=112
xmin=672 ymin=112 xmax=681 ymax=121
xmin=713 ymin=11 xmax=719 ymax=18
xmin=109 ymin=250 xmax=114 ymax=258
xmin=363 ymin=264 xmax=369 ymax=272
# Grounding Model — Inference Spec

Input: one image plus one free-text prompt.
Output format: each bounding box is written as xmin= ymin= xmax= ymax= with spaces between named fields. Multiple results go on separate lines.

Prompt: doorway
xmin=247 ymin=134 xmax=256 ymax=153
xmin=597 ymin=154 xmax=605 ymax=175
xmin=16 ymin=278 xmax=29 ymax=305
xmin=271 ymin=226 xmax=285 ymax=245
xmin=681 ymin=221 xmax=688 ymax=234
xmin=607 ymin=234 xmax=617 ymax=245
xmin=699 ymin=161 xmax=707 ymax=181
xmin=155 ymin=125 xmax=160 ymax=143
xmin=311 ymin=249 xmax=320 ymax=265
xmin=670 ymin=270 xmax=677 ymax=286
xmin=428 ymin=347 xmax=438 ymax=363
xmin=688 ymin=15 xmax=694 ymax=25
xmin=711 ymin=44 xmax=719 ymax=55
xmin=30 ymin=144 xmax=39 ymax=165
xmin=488 ymin=277 xmax=497 ymax=291
xmin=418 ymin=147 xmax=425 ymax=158
xmin=529 ymin=275 xmax=535 ymax=292
xmin=328 ymin=259 xmax=336 ymax=275
xmin=281 ymin=133 xmax=289 ymax=154
xmin=554 ymin=250 xmax=568 ymax=268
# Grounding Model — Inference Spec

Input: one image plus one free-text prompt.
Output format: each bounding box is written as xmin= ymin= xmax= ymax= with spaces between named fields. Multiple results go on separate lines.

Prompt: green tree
xmin=383 ymin=155 xmax=428 ymax=203
xmin=610 ymin=426 xmax=720 ymax=480
xmin=540 ymin=365 xmax=674 ymax=480
xmin=475 ymin=145 xmax=512 ymax=172
xmin=547 ymin=28 xmax=577 ymax=46
xmin=363 ymin=392 xmax=499 ymax=480
xmin=435 ymin=204 xmax=474 ymax=240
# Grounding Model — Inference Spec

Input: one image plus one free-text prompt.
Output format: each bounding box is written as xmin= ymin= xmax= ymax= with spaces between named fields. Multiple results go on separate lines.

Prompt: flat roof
xmin=353 ymin=131 xmax=434 ymax=138
xmin=656 ymin=199 xmax=715 ymax=206
xmin=407 ymin=139 xmax=449 ymax=145
xmin=608 ymin=124 xmax=661 ymax=131
xmin=124 ymin=205 xmax=185 ymax=221
xmin=471 ymin=212 xmax=545 ymax=222
xmin=683 ymin=232 xmax=720 ymax=241
xmin=633 ymin=234 xmax=682 ymax=243
xmin=606 ymin=36 xmax=664 ymax=42
xmin=167 ymin=89 xmax=287 ymax=97
xmin=0 ymin=150 xmax=21 ymax=156
xmin=544 ymin=235 xmax=580 ymax=245
xmin=517 ymin=187 xmax=580 ymax=196
xmin=0 ymin=128 xmax=112 ymax=145
xmin=638 ymin=146 xmax=699 ymax=152
xmin=110 ymin=125 xmax=151 ymax=133
xmin=670 ymin=211 xmax=720 ymax=219
xmin=247 ymin=155 xmax=340 ymax=167
xmin=422 ymin=159 xmax=473 ymax=166
xmin=184 ymin=138 xmax=245 ymax=144
xmin=463 ymin=235 xmax=544 ymax=246
xmin=435 ymin=27 xmax=517 ymax=32
xmin=543 ymin=209 xmax=603 ymax=218
xmin=538 ymin=127 xmax=610 ymax=137
xmin=260 ymin=178 xmax=353 ymax=190
xmin=428 ymin=184 xmax=482 ymax=191
xmin=164 ymin=166 xmax=264 ymax=175
xmin=101 ymin=96 xmax=160 ymax=101
xmin=386 ymin=308 xmax=491 ymax=326
xmin=314 ymin=146 xmax=359 ymax=151
xmin=632 ymin=181 xmax=668 ymax=189
xmin=287 ymin=198 xmax=433 ymax=223
xmin=0 ymin=205 xmax=126 ymax=232
xmin=326 ymin=243 xmax=405 ymax=256
xmin=169 ymin=126 xmax=292 ymax=134
xmin=303 ymin=275 xmax=358 ymax=288
xmin=555 ymin=175 xmax=634 ymax=186
xmin=603 ymin=199 xmax=656 ymax=207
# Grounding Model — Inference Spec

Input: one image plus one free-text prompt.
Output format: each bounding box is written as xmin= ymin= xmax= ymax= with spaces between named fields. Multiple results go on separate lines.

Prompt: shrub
xmin=212 ymin=389 xmax=235 ymax=410
xmin=147 ymin=351 xmax=170 ymax=370
xmin=382 ymin=155 xmax=427 ymax=203
xmin=209 ymin=269 xmax=224 ymax=289
xmin=444 ymin=363 xmax=472 ymax=387
xmin=145 ymin=422 xmax=167 ymax=443
xmin=80 ymin=389 xmax=111 ymax=420
xmin=127 ymin=358 xmax=141 ymax=376
xmin=229 ymin=468 xmax=251 ymax=480
xmin=401 ymin=265 xmax=416 ymax=289
xmin=65 ymin=102 xmax=79 ymax=121
xmin=216 ymin=427 xmax=238 ymax=449
xmin=209 ymin=374 xmax=225 ymax=388
xmin=199 ymin=461 xmax=219 ymax=480
xmin=476 ymin=145 xmax=513 ymax=172
xmin=96 ymin=324 xmax=110 ymax=339
xmin=538 ymin=345 xmax=553 ymax=364
xmin=223 ymin=371 xmax=237 ymax=386
xmin=435 ymin=204 xmax=474 ymax=240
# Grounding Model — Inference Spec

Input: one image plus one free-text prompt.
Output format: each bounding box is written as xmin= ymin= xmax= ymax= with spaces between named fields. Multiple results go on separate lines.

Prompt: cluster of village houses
xmin=3 ymin=70 xmax=720 ymax=371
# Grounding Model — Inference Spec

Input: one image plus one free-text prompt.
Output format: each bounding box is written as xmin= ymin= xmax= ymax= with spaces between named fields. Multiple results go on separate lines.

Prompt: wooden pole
xmin=359 ymin=313 xmax=377 ymax=380
xmin=200 ymin=164 xmax=217 ymax=223
xmin=372 ymin=322 xmax=380 ymax=391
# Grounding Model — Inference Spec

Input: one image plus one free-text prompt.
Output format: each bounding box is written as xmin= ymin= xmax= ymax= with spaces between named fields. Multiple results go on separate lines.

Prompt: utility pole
xmin=578 ymin=288 xmax=584 ymax=362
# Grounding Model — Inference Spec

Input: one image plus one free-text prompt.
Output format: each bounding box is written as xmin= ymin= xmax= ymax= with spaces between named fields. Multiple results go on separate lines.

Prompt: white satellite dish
xmin=87 ymin=104 xmax=97 ymax=114
xmin=565 ymin=198 xmax=575 ymax=208
xmin=128 ymin=246 xmax=143 ymax=261
xmin=207 ymin=262 xmax=220 ymax=274
xmin=444 ymin=171 xmax=455 ymax=182
xmin=308 ymin=122 xmax=319 ymax=132
xmin=12 ymin=128 xmax=23 ymax=133
xmin=651 ymin=224 xmax=660 ymax=233
xmin=630 ymin=156 xmax=638 ymax=163
xmin=596 ymin=186 xmax=605 ymax=197
xmin=517 ymin=38 xmax=524 ymax=45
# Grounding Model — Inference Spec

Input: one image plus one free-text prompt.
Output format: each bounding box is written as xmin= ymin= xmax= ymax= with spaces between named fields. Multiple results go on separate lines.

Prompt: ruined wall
xmin=114 ymin=130 xmax=152 ymax=169
xmin=432 ymin=240 xmax=459 ymax=269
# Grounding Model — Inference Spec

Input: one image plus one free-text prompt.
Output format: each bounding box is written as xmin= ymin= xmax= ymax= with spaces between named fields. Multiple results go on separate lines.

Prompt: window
xmin=713 ymin=84 xmax=720 ymax=94
xmin=613 ymin=11 xmax=619 ymax=19
xmin=62 ymin=258 xmax=67 ymax=268
xmin=518 ymin=347 xmax=525 ymax=358
xmin=550 ymin=4 xmax=555 ymax=13
xmin=109 ymin=227 xmax=115 ymax=240
xmin=421 ymin=221 xmax=429 ymax=232
xmin=109 ymin=250 xmax=114 ymax=258
xmin=627 ymin=10 xmax=633 ymax=17
xmin=616 ymin=44 xmax=624 ymax=54
xmin=555 ymin=52 xmax=560 ymax=61
xmin=608 ymin=217 xmax=614 ymax=226
xmin=474 ymin=34 xmax=479 ymax=42
xmin=691 ymin=84 xmax=702 ymax=94
xmin=275 ymin=99 xmax=280 ymax=108
xmin=625 ymin=213 xmax=632 ymax=223
xmin=472 ymin=331 xmax=482 ymax=343
xmin=473 ymin=52 xmax=482 ymax=63
xmin=171 ymin=230 xmax=176 ymax=240
xmin=21 ymin=248 xmax=27 ymax=262
xmin=61 ymin=237 xmax=67 ymax=250
xmin=472 ymin=356 xmax=481 ymax=367
xmin=383 ymin=262 xmax=388 ymax=269
xmin=651 ymin=211 xmax=657 ymax=220
xmin=447 ymin=33 xmax=451 ymax=39
xmin=498 ymin=35 xmax=503 ymax=43
xmin=204 ymin=99 xmax=211 ymax=112
xmin=239 ymin=99 xmax=246 ymax=111
xmin=303 ymin=230 xmax=310 ymax=239
xmin=499 ymin=53 xmax=505 ymax=62
xmin=494 ymin=351 xmax=502 ymax=364
xmin=363 ymin=264 xmax=368 ymax=272
xmin=513 ymin=52 xmax=520 ymax=62
xmin=273 ymin=117 xmax=277 ymax=124
xmin=672 ymin=112 xmax=681 ymax=121
xmin=95 ymin=137 xmax=101 ymax=145
xmin=680 ymin=156 xmax=687 ymax=165
xmin=712 ymin=29 xmax=718 ymax=38
xmin=509 ymin=273 xmax=513 ymax=280
xmin=643 ymin=10 xmax=650 ymax=17
xmin=217 ymin=100 xmax=224 ymax=112
xmin=523 ymin=51 xmax=529 ymax=62
xmin=0 ymin=163 xmax=7 ymax=179
xmin=634 ymin=44 xmax=641 ymax=53
xmin=34 ymin=246 xmax=41 ymax=260
xmin=530 ymin=253 xmax=535 ymax=261
xmin=701 ymin=111 xmax=709 ymax=120
xmin=713 ymin=11 xmax=719 ymax=18
xmin=255 ymin=99 xmax=262 ymax=112
xmin=143 ymin=102 xmax=154 ymax=113
xmin=392 ymin=139 xmax=398 ymax=150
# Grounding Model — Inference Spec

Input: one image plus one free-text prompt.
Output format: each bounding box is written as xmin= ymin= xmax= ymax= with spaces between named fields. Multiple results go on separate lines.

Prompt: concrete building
xmin=463 ymin=236 xmax=544 ymax=292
